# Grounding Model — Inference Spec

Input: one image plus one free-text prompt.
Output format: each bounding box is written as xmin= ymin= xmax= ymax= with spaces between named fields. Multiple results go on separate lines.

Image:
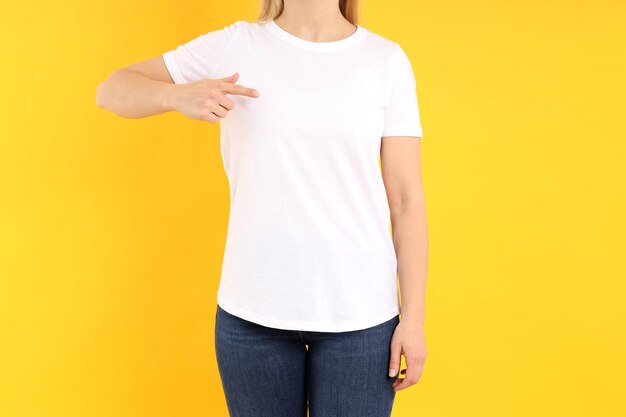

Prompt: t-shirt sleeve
xmin=162 ymin=21 xmax=240 ymax=84
xmin=381 ymin=44 xmax=423 ymax=138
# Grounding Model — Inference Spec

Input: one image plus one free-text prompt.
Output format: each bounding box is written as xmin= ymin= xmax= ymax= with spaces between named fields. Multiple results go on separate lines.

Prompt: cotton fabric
xmin=162 ymin=19 xmax=423 ymax=332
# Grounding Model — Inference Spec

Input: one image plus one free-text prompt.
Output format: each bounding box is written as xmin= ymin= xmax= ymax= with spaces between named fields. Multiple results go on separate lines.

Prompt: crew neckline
xmin=265 ymin=19 xmax=367 ymax=51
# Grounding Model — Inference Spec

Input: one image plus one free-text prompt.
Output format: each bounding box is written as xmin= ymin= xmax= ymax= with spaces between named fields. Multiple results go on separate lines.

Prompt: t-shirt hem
xmin=216 ymin=293 xmax=400 ymax=333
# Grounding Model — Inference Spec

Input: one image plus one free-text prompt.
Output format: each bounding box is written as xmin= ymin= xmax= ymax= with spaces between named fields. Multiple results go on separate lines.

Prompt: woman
xmin=96 ymin=0 xmax=428 ymax=416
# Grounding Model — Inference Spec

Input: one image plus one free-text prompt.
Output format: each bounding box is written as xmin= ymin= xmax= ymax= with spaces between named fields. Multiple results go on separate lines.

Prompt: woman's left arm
xmin=380 ymin=135 xmax=428 ymax=391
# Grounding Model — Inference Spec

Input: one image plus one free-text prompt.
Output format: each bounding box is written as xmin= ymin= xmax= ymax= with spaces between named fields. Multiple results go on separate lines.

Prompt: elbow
xmin=388 ymin=194 xmax=424 ymax=214
xmin=95 ymin=71 xmax=118 ymax=109
xmin=95 ymin=81 xmax=107 ymax=109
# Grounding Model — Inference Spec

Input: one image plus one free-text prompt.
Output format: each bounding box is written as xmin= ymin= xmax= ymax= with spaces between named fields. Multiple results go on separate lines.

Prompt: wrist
xmin=163 ymin=83 xmax=181 ymax=113
xmin=400 ymin=306 xmax=424 ymax=326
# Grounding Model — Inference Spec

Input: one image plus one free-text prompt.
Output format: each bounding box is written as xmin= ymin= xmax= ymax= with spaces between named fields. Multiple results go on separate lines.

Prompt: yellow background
xmin=1 ymin=1 xmax=625 ymax=416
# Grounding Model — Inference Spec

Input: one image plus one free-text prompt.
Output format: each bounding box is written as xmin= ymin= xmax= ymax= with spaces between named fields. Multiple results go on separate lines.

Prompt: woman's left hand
xmin=388 ymin=317 xmax=427 ymax=391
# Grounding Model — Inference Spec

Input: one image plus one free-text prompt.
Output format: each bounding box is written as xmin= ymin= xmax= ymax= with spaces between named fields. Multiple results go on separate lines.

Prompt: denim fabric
xmin=215 ymin=304 xmax=399 ymax=417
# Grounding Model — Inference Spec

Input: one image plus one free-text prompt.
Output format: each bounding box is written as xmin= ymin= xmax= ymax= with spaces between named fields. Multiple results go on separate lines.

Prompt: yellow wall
xmin=1 ymin=1 xmax=624 ymax=416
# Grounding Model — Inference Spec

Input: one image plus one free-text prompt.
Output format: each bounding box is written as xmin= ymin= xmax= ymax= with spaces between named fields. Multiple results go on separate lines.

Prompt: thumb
xmin=219 ymin=72 xmax=239 ymax=83
xmin=388 ymin=341 xmax=402 ymax=377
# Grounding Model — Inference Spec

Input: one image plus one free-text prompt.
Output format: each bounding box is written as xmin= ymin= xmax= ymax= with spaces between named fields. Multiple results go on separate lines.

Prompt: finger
xmin=393 ymin=356 xmax=422 ymax=391
xmin=388 ymin=340 xmax=402 ymax=378
xmin=221 ymin=82 xmax=260 ymax=98
xmin=392 ymin=370 xmax=412 ymax=391
xmin=391 ymin=369 xmax=405 ymax=388
xmin=208 ymin=101 xmax=228 ymax=118
xmin=214 ymin=93 xmax=236 ymax=111
xmin=201 ymin=110 xmax=219 ymax=124
xmin=391 ymin=369 xmax=407 ymax=386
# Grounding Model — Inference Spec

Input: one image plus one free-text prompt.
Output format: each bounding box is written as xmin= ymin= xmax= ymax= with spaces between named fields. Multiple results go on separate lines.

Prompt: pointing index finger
xmin=220 ymin=82 xmax=260 ymax=98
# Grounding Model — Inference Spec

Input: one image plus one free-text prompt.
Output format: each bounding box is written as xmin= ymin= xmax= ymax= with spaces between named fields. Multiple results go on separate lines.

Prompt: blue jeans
xmin=214 ymin=304 xmax=399 ymax=417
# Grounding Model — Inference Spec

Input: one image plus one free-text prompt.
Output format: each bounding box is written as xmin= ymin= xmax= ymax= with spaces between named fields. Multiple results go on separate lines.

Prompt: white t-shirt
xmin=163 ymin=19 xmax=423 ymax=332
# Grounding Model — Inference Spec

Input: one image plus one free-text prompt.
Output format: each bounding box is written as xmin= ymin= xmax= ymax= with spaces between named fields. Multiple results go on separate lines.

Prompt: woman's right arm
xmin=95 ymin=55 xmax=259 ymax=121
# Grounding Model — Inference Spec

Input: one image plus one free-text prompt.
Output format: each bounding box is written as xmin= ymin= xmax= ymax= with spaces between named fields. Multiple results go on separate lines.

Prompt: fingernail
xmin=389 ymin=369 xmax=396 ymax=377
xmin=253 ymin=90 xmax=260 ymax=97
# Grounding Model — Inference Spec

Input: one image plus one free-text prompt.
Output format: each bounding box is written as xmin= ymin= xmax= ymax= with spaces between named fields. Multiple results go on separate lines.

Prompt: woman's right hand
xmin=173 ymin=72 xmax=260 ymax=123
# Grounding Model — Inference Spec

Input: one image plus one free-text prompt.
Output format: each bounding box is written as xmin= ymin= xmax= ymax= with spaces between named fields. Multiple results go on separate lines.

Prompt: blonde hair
xmin=256 ymin=0 xmax=359 ymax=25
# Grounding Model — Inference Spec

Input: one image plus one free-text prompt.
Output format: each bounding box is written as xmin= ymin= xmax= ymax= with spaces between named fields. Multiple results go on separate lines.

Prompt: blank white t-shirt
xmin=163 ymin=19 xmax=423 ymax=332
